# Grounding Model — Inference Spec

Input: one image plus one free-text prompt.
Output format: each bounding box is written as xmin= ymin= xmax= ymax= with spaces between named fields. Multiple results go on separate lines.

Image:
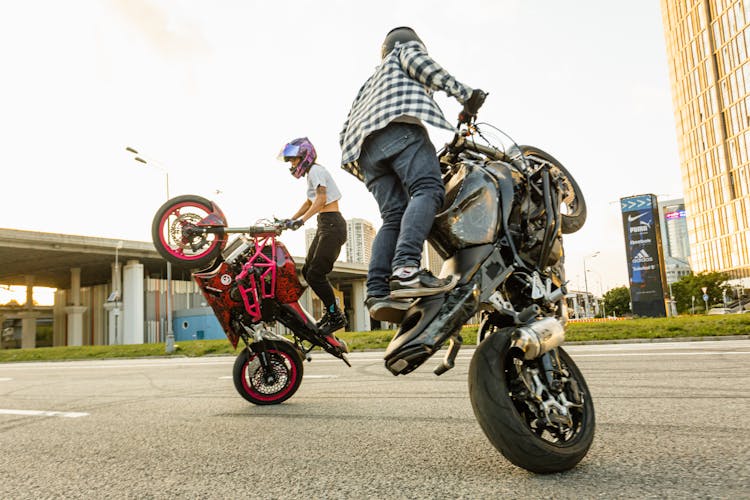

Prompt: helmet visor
xmin=278 ymin=143 xmax=301 ymax=162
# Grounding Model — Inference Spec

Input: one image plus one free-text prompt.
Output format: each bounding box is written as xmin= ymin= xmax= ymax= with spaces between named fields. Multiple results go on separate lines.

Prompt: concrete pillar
xmin=65 ymin=306 xmax=86 ymax=345
xmin=123 ymin=259 xmax=144 ymax=344
xmin=65 ymin=268 xmax=87 ymax=346
xmin=351 ymin=279 xmax=370 ymax=332
xmin=70 ymin=267 xmax=81 ymax=306
xmin=53 ymin=290 xmax=67 ymax=346
xmin=20 ymin=311 xmax=40 ymax=349
xmin=21 ymin=275 xmax=37 ymax=348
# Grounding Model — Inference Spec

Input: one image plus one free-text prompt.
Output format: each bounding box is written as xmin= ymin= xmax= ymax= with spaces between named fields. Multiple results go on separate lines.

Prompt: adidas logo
xmin=632 ymin=249 xmax=653 ymax=263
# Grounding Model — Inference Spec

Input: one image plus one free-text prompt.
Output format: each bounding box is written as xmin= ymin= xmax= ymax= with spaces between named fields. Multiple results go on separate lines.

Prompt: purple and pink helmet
xmin=278 ymin=137 xmax=317 ymax=178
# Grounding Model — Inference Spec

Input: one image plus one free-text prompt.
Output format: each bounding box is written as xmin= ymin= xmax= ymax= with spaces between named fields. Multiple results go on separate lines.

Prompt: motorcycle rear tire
xmin=469 ymin=328 xmax=595 ymax=473
xmin=518 ymin=145 xmax=587 ymax=234
xmin=233 ymin=340 xmax=304 ymax=405
xmin=151 ymin=194 xmax=224 ymax=270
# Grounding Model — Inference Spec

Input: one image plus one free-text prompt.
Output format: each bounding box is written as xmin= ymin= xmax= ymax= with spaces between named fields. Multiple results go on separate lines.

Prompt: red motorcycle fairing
xmin=197 ymin=201 xmax=228 ymax=227
xmin=193 ymin=261 xmax=242 ymax=347
xmin=192 ymin=241 xmax=305 ymax=349
xmin=273 ymin=241 xmax=305 ymax=304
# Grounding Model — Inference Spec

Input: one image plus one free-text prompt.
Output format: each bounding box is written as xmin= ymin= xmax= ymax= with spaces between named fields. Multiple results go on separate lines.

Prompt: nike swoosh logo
xmin=628 ymin=212 xmax=647 ymax=223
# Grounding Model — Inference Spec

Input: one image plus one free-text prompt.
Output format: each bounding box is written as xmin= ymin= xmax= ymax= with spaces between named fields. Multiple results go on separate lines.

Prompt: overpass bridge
xmin=0 ymin=228 xmax=369 ymax=349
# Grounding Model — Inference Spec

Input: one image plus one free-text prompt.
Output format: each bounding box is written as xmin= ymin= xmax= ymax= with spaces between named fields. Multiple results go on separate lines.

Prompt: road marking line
xmin=0 ymin=377 xmax=12 ymax=382
xmin=219 ymin=374 xmax=338 ymax=379
xmin=574 ymin=351 xmax=750 ymax=357
xmin=0 ymin=409 xmax=89 ymax=418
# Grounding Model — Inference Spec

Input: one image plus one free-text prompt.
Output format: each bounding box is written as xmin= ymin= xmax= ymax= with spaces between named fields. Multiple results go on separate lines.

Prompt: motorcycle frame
xmin=234 ymin=233 xmax=278 ymax=324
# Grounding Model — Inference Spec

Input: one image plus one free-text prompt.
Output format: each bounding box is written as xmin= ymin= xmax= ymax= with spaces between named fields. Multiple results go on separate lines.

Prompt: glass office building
xmin=661 ymin=0 xmax=750 ymax=279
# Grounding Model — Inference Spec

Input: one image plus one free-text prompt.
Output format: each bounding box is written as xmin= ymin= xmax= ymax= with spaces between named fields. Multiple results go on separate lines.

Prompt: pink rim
xmin=241 ymin=350 xmax=298 ymax=402
xmin=158 ymin=201 xmax=220 ymax=261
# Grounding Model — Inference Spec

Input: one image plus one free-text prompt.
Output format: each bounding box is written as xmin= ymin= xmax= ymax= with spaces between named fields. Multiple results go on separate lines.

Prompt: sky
xmin=0 ymin=0 xmax=683 ymax=299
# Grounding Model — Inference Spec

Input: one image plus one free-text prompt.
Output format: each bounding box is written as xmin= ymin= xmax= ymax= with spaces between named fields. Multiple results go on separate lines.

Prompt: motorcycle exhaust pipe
xmin=509 ymin=317 xmax=565 ymax=360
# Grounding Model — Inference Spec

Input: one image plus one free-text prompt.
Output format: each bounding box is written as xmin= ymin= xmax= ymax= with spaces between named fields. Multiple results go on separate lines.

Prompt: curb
xmin=564 ymin=334 xmax=750 ymax=345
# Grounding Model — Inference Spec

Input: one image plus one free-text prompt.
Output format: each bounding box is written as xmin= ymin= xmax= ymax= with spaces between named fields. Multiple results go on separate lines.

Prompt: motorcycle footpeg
xmin=433 ymin=335 xmax=463 ymax=376
xmin=340 ymin=353 xmax=351 ymax=367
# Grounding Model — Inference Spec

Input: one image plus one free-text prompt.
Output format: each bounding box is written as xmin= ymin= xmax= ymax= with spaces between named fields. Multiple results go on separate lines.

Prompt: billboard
xmin=620 ymin=194 xmax=668 ymax=317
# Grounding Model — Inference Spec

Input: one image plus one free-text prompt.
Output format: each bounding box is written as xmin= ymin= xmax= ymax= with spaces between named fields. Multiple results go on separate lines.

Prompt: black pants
xmin=302 ymin=212 xmax=347 ymax=309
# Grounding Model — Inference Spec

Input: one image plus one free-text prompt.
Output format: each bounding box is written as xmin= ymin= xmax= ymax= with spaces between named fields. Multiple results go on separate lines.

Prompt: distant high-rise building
xmin=306 ymin=219 xmax=444 ymax=274
xmin=658 ymin=198 xmax=690 ymax=261
xmin=661 ymin=1 xmax=750 ymax=279
xmin=305 ymin=219 xmax=375 ymax=265
xmin=658 ymin=198 xmax=693 ymax=284
xmin=345 ymin=219 xmax=376 ymax=265
xmin=423 ymin=241 xmax=444 ymax=277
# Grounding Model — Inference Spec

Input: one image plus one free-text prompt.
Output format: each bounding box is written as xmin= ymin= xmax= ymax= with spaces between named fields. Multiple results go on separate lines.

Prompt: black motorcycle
xmin=381 ymin=114 xmax=595 ymax=473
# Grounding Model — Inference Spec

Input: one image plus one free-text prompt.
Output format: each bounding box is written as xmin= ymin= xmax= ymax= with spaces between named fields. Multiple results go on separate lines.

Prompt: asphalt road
xmin=1 ymin=339 xmax=748 ymax=499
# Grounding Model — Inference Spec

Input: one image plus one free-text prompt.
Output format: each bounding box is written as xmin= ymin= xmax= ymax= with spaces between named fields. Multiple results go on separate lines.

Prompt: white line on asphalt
xmin=0 ymin=378 xmax=12 ymax=382
xmin=0 ymin=409 xmax=89 ymax=418
xmin=574 ymin=351 xmax=750 ymax=357
xmin=218 ymin=374 xmax=338 ymax=379
xmin=1 ymin=340 xmax=747 ymax=370
xmin=0 ymin=360 xmax=235 ymax=370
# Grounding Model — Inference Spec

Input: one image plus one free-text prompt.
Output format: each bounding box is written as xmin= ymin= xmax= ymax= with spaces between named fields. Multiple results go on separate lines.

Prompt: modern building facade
xmin=305 ymin=218 xmax=376 ymax=266
xmin=345 ymin=218 xmax=376 ymax=265
xmin=658 ymin=198 xmax=691 ymax=260
xmin=658 ymin=198 xmax=693 ymax=283
xmin=423 ymin=242 xmax=445 ymax=277
xmin=661 ymin=0 xmax=750 ymax=280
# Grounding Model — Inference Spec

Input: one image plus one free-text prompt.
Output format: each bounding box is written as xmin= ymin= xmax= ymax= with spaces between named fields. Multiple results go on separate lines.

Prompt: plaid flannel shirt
xmin=339 ymin=41 xmax=473 ymax=181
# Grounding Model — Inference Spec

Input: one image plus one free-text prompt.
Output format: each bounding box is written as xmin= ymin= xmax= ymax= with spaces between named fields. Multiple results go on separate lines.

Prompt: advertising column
xmin=620 ymin=194 xmax=668 ymax=317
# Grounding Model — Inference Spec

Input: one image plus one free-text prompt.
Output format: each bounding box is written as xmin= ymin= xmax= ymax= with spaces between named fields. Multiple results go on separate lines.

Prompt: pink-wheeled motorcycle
xmin=151 ymin=196 xmax=349 ymax=405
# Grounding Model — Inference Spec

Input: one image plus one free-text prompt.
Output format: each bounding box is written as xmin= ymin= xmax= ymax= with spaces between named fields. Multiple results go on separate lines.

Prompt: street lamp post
xmin=114 ymin=240 xmax=122 ymax=344
xmin=126 ymin=146 xmax=175 ymax=354
xmin=583 ymin=251 xmax=600 ymax=318
xmin=667 ymin=281 xmax=677 ymax=317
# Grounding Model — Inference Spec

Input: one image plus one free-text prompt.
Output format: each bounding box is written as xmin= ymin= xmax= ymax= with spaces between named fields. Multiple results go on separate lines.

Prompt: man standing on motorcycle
xmin=339 ymin=26 xmax=486 ymax=322
xmin=279 ymin=137 xmax=349 ymax=341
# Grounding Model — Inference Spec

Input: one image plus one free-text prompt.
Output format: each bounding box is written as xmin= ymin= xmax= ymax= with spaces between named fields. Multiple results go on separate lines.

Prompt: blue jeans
xmin=359 ymin=122 xmax=445 ymax=297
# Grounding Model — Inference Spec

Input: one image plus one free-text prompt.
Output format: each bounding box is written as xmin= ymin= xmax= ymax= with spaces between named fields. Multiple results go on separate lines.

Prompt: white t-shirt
xmin=306 ymin=164 xmax=342 ymax=205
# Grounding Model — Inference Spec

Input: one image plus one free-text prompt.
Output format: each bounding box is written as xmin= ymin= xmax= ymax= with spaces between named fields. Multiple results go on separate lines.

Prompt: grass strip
xmin=0 ymin=314 xmax=747 ymax=363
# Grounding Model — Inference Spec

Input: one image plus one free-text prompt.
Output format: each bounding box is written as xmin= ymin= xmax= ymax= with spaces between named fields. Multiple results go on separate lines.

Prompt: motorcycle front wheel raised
xmin=518 ymin=145 xmax=587 ymax=234
xmin=468 ymin=327 xmax=595 ymax=473
xmin=151 ymin=194 xmax=224 ymax=270
xmin=233 ymin=340 xmax=304 ymax=405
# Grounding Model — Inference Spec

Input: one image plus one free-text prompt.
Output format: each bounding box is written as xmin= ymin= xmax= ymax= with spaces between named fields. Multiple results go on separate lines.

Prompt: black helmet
xmin=381 ymin=26 xmax=424 ymax=59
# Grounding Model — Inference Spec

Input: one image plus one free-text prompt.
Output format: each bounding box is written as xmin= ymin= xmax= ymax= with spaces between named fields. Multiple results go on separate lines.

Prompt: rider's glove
xmin=458 ymin=89 xmax=487 ymax=124
xmin=285 ymin=218 xmax=304 ymax=230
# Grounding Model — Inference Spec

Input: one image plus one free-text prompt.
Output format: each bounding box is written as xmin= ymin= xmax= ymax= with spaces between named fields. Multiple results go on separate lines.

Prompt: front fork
xmin=240 ymin=324 xmax=276 ymax=383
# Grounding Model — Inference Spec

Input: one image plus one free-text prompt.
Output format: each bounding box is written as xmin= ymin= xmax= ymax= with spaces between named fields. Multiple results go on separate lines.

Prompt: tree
xmin=603 ymin=286 xmax=631 ymax=317
xmin=670 ymin=271 xmax=731 ymax=313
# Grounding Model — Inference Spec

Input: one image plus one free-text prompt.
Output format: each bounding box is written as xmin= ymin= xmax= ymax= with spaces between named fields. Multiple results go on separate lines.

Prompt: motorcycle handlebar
xmin=222 ymin=225 xmax=282 ymax=236
xmin=447 ymin=129 xmax=506 ymax=162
